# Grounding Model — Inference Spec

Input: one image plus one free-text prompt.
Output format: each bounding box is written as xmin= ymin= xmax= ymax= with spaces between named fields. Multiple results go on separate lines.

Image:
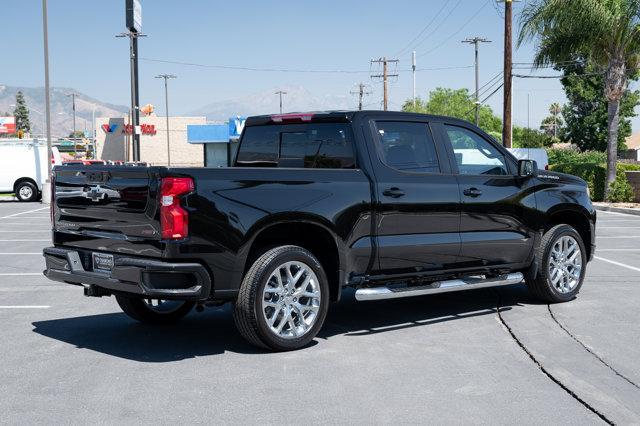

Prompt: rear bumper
xmin=42 ymin=247 xmax=212 ymax=301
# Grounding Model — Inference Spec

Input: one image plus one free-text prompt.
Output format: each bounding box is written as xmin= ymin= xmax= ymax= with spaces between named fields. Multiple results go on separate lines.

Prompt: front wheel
xmin=233 ymin=245 xmax=329 ymax=351
xmin=526 ymin=224 xmax=587 ymax=303
xmin=115 ymin=295 xmax=194 ymax=324
xmin=15 ymin=181 xmax=38 ymax=202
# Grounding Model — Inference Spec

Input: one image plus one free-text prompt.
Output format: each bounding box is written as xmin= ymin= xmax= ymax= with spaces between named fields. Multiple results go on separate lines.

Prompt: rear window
xmin=236 ymin=124 xmax=355 ymax=169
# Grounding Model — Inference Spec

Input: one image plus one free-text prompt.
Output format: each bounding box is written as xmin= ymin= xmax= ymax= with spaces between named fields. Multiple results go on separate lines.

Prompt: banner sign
xmin=0 ymin=117 xmax=16 ymax=134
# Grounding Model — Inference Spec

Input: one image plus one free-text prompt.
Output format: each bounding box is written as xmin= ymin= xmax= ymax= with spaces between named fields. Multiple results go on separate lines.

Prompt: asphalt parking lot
xmin=1 ymin=201 xmax=639 ymax=424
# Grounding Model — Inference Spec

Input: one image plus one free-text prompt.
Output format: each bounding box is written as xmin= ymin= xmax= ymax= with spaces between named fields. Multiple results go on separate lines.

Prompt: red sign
xmin=124 ymin=124 xmax=157 ymax=135
xmin=101 ymin=123 xmax=157 ymax=136
xmin=0 ymin=117 xmax=16 ymax=134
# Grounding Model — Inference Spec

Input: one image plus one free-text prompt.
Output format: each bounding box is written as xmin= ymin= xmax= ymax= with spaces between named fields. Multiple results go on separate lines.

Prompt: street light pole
xmin=41 ymin=0 xmax=53 ymax=204
xmin=66 ymin=93 xmax=77 ymax=157
xmin=155 ymin=74 xmax=176 ymax=167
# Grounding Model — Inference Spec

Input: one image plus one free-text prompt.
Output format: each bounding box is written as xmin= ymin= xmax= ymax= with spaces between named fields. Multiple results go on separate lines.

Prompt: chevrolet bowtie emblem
xmin=84 ymin=185 xmax=107 ymax=202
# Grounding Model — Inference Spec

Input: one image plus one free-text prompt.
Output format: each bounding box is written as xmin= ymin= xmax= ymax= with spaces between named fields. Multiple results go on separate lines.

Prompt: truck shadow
xmin=31 ymin=284 xmax=536 ymax=362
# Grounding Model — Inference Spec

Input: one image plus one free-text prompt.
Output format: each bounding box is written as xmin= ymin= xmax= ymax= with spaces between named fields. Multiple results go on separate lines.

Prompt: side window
xmin=279 ymin=124 xmax=355 ymax=169
xmin=236 ymin=126 xmax=279 ymax=165
xmin=374 ymin=121 xmax=440 ymax=173
xmin=444 ymin=125 xmax=509 ymax=175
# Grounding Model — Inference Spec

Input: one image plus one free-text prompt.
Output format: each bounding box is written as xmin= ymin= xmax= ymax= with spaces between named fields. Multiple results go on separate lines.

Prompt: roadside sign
xmin=126 ymin=0 xmax=142 ymax=33
xmin=0 ymin=117 xmax=16 ymax=134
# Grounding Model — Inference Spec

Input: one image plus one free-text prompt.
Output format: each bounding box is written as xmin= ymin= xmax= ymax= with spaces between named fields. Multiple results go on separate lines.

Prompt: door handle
xmin=383 ymin=187 xmax=405 ymax=198
xmin=463 ymin=187 xmax=482 ymax=197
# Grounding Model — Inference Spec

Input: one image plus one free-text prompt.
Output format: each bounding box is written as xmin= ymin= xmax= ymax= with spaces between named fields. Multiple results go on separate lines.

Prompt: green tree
xmin=513 ymin=126 xmax=554 ymax=148
xmin=402 ymin=88 xmax=502 ymax=134
xmin=12 ymin=91 xmax=31 ymax=133
xmin=558 ymin=60 xmax=638 ymax=152
xmin=519 ymin=0 xmax=640 ymax=200
xmin=68 ymin=130 xmax=85 ymax=138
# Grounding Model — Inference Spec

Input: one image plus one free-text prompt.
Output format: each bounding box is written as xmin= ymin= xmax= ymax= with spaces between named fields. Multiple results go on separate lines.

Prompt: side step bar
xmin=354 ymin=273 xmax=524 ymax=301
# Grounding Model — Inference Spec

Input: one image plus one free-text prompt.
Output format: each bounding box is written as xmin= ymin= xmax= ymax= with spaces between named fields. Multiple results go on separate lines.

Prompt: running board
xmin=354 ymin=273 xmax=524 ymax=301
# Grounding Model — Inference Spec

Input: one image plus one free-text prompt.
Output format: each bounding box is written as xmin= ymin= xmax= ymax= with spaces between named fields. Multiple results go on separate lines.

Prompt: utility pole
xmin=350 ymin=83 xmax=371 ymax=111
xmin=500 ymin=0 xmax=514 ymax=147
xmin=371 ymin=57 xmax=399 ymax=111
xmin=275 ymin=91 xmax=287 ymax=114
xmin=156 ymin=74 xmax=176 ymax=167
xmin=412 ymin=51 xmax=417 ymax=108
xmin=41 ymin=0 xmax=53 ymax=204
xmin=462 ymin=37 xmax=491 ymax=126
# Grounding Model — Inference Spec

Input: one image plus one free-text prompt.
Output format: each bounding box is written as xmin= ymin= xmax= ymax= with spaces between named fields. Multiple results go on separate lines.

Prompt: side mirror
xmin=518 ymin=159 xmax=538 ymax=177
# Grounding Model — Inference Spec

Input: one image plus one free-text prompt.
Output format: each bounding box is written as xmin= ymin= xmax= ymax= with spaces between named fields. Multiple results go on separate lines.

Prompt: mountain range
xmin=0 ymin=84 xmax=366 ymax=137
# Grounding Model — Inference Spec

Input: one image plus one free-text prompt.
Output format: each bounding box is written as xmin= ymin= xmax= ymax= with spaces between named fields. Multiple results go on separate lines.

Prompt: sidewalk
xmin=593 ymin=202 xmax=640 ymax=216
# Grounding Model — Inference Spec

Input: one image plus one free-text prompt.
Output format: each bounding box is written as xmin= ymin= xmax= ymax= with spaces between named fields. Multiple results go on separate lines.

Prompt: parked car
xmin=43 ymin=111 xmax=595 ymax=351
xmin=0 ymin=139 xmax=61 ymax=201
xmin=508 ymin=148 xmax=550 ymax=170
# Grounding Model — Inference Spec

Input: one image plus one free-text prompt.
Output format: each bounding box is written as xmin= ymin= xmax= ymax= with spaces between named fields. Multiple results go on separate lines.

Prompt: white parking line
xmin=0 ymin=253 xmax=41 ymax=255
xmin=0 ymin=306 xmax=50 ymax=309
xmin=0 ymin=207 xmax=48 ymax=219
xmin=597 ymin=210 xmax=640 ymax=217
xmin=0 ymin=231 xmax=51 ymax=233
xmin=594 ymin=256 xmax=640 ymax=273
xmin=0 ymin=273 xmax=43 ymax=276
xmin=598 ymin=226 xmax=640 ymax=229
xmin=0 ymin=239 xmax=50 ymax=242
xmin=597 ymin=236 xmax=640 ymax=239
xmin=597 ymin=249 xmax=640 ymax=251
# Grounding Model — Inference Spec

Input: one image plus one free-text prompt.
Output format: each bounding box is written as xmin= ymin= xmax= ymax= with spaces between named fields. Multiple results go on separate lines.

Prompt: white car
xmin=0 ymin=139 xmax=62 ymax=202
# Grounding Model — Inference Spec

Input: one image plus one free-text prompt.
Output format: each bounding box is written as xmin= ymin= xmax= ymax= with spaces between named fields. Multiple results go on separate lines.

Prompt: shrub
xmin=608 ymin=170 xmax=635 ymax=203
xmin=550 ymin=162 xmax=638 ymax=202
xmin=547 ymin=148 xmax=606 ymax=167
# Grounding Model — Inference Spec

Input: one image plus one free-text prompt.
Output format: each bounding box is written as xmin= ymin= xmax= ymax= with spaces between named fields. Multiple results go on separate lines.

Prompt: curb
xmin=594 ymin=204 xmax=640 ymax=217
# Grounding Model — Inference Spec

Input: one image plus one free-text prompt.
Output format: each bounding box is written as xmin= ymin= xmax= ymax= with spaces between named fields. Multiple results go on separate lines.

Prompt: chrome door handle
xmin=383 ymin=187 xmax=405 ymax=198
xmin=463 ymin=187 xmax=482 ymax=197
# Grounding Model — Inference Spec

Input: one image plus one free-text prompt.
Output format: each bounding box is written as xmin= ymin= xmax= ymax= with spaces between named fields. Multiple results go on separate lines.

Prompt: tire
xmin=15 ymin=181 xmax=38 ymax=202
xmin=233 ymin=245 xmax=330 ymax=351
xmin=526 ymin=224 xmax=587 ymax=303
xmin=115 ymin=295 xmax=195 ymax=324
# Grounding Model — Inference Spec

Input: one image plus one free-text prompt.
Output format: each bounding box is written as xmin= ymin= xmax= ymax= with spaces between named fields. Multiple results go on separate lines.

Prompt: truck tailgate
xmin=52 ymin=166 xmax=162 ymax=257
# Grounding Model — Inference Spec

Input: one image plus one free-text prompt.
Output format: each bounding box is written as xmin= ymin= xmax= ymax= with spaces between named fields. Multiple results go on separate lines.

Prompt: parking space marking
xmin=597 ymin=249 xmax=640 ymax=251
xmin=0 ymin=253 xmax=42 ymax=255
xmin=0 ymin=306 xmax=50 ymax=309
xmin=598 ymin=226 xmax=640 ymax=229
xmin=0 ymin=207 xmax=48 ymax=219
xmin=597 ymin=210 xmax=640 ymax=217
xmin=0 ymin=231 xmax=51 ymax=233
xmin=594 ymin=256 xmax=640 ymax=273
xmin=0 ymin=273 xmax=43 ymax=276
xmin=596 ymin=236 xmax=640 ymax=239
xmin=0 ymin=239 xmax=50 ymax=242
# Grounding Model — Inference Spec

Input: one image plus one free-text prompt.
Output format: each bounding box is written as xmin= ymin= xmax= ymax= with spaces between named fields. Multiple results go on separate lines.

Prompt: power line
xmin=394 ymin=0 xmax=452 ymax=57
xmin=406 ymin=0 xmax=465 ymax=53
xmin=139 ymin=57 xmax=471 ymax=74
xmin=513 ymin=72 xmax=603 ymax=79
xmin=420 ymin=0 xmax=491 ymax=56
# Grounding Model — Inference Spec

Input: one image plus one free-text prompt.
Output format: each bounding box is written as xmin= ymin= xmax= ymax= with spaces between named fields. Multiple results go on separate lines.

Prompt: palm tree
xmin=519 ymin=0 xmax=640 ymax=200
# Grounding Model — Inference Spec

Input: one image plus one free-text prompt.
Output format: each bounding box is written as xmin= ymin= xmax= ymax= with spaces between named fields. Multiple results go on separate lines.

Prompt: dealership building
xmin=94 ymin=115 xmax=248 ymax=168
xmin=95 ymin=116 xmax=206 ymax=167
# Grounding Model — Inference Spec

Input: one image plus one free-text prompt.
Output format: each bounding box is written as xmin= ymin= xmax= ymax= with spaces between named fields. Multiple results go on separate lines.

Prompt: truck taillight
xmin=160 ymin=177 xmax=194 ymax=240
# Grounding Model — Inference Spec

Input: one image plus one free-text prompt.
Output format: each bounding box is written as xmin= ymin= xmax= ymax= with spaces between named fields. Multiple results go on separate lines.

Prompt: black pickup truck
xmin=43 ymin=111 xmax=596 ymax=351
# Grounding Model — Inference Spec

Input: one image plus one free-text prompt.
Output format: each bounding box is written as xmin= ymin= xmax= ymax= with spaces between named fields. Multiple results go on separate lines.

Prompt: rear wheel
xmin=15 ymin=181 xmax=38 ymax=202
xmin=526 ymin=224 xmax=586 ymax=303
xmin=233 ymin=245 xmax=329 ymax=351
xmin=115 ymin=295 xmax=194 ymax=324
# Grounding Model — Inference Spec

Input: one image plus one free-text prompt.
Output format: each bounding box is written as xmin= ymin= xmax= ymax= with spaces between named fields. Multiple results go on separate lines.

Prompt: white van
xmin=507 ymin=148 xmax=549 ymax=170
xmin=0 ymin=139 xmax=62 ymax=202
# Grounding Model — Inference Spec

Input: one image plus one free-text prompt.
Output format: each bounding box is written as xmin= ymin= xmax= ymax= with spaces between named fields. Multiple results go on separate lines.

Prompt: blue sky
xmin=5 ymin=0 xmax=626 ymax=130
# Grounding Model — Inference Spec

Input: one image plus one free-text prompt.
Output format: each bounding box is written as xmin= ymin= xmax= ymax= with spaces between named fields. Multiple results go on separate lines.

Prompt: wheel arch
xmin=544 ymin=206 xmax=593 ymax=260
xmin=13 ymin=177 xmax=39 ymax=193
xmin=243 ymin=217 xmax=344 ymax=302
